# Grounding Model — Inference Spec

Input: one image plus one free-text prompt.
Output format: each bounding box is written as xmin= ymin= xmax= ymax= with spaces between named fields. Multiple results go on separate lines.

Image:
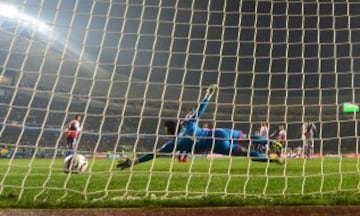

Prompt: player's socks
xmin=65 ymin=150 xmax=73 ymax=157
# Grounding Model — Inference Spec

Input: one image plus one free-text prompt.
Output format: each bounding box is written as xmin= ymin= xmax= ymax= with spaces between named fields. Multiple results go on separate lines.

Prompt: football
xmin=63 ymin=153 xmax=88 ymax=173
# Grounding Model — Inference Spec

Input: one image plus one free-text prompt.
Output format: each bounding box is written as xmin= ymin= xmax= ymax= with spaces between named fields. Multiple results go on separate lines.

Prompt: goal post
xmin=0 ymin=0 xmax=359 ymax=205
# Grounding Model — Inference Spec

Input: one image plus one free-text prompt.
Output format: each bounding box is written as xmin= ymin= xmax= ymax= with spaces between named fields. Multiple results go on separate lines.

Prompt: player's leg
xmin=175 ymin=151 xmax=188 ymax=162
xmin=249 ymin=135 xmax=283 ymax=159
xmin=66 ymin=137 xmax=75 ymax=157
xmin=307 ymin=139 xmax=314 ymax=158
xmin=212 ymin=128 xmax=249 ymax=156
xmin=310 ymin=139 xmax=315 ymax=156
xmin=306 ymin=142 xmax=310 ymax=158
xmin=63 ymin=154 xmax=73 ymax=173
xmin=271 ymin=140 xmax=283 ymax=157
xmin=306 ymin=144 xmax=310 ymax=158
xmin=249 ymin=134 xmax=270 ymax=154
xmin=242 ymin=145 xmax=283 ymax=164
xmin=302 ymin=137 xmax=308 ymax=158
xmin=225 ymin=130 xmax=260 ymax=157
xmin=210 ymin=129 xmax=231 ymax=155
xmin=229 ymin=131 xmax=281 ymax=163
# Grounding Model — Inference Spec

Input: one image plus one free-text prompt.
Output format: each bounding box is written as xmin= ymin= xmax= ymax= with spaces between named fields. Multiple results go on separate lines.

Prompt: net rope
xmin=0 ymin=0 xmax=359 ymax=203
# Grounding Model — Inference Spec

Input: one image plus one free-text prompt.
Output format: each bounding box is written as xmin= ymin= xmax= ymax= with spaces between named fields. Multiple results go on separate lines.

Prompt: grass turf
xmin=0 ymin=157 xmax=360 ymax=208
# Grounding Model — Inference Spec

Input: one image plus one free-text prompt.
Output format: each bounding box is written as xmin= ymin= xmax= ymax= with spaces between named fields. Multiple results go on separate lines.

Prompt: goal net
xmin=0 ymin=0 xmax=359 ymax=204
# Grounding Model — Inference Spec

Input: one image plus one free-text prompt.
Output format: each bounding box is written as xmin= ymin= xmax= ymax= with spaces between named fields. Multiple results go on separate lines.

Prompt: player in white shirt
xmin=259 ymin=122 xmax=269 ymax=138
xmin=257 ymin=122 xmax=269 ymax=153
xmin=275 ymin=125 xmax=287 ymax=157
xmin=63 ymin=153 xmax=88 ymax=173
xmin=278 ymin=125 xmax=287 ymax=144
xmin=302 ymin=118 xmax=317 ymax=158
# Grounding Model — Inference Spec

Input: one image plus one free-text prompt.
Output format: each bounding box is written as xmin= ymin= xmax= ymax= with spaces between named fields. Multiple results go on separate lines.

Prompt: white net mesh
xmin=0 ymin=0 xmax=360 ymax=203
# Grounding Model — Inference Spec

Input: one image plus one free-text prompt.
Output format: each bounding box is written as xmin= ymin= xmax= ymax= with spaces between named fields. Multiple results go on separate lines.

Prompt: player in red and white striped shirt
xmin=64 ymin=114 xmax=82 ymax=156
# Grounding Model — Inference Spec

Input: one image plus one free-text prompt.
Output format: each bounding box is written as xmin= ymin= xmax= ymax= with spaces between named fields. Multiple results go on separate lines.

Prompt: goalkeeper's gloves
xmin=205 ymin=84 xmax=218 ymax=100
xmin=116 ymin=158 xmax=133 ymax=169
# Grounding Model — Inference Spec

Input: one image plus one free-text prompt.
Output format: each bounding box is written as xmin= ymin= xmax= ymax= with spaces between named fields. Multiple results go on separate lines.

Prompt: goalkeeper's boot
xmin=116 ymin=158 xmax=132 ymax=169
xmin=177 ymin=155 xmax=188 ymax=163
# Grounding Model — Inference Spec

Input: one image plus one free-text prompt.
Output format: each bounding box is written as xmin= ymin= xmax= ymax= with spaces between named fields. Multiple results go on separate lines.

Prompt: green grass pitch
xmin=1 ymin=157 xmax=360 ymax=208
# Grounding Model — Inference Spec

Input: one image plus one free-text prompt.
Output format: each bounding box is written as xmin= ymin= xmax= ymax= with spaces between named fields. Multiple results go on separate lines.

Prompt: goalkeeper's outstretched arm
xmin=117 ymin=84 xmax=218 ymax=170
xmin=188 ymin=84 xmax=217 ymax=121
xmin=117 ymin=140 xmax=175 ymax=169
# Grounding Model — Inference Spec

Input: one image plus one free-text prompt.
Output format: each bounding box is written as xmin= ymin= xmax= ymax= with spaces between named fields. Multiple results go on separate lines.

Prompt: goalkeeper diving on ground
xmin=117 ymin=84 xmax=283 ymax=169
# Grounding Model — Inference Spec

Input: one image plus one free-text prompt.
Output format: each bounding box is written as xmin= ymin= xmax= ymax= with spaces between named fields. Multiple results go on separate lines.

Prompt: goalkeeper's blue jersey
xmin=172 ymin=98 xmax=245 ymax=155
xmin=156 ymin=127 xmax=243 ymax=155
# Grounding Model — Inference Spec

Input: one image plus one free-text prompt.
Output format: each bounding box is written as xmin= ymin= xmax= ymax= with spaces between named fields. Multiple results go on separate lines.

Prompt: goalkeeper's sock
xmin=177 ymin=157 xmax=187 ymax=163
xmin=176 ymin=153 xmax=187 ymax=162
